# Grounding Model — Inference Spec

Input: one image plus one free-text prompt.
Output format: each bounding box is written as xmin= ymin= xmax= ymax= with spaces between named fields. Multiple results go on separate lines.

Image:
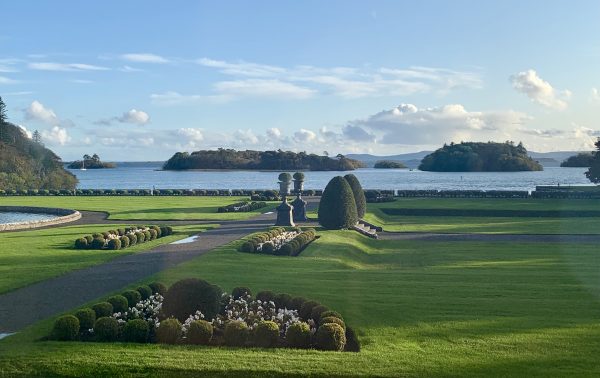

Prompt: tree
xmin=32 ymin=130 xmax=43 ymax=144
xmin=92 ymin=153 xmax=100 ymax=162
xmin=344 ymin=174 xmax=366 ymax=218
xmin=0 ymin=96 xmax=7 ymax=124
xmin=585 ymin=139 xmax=600 ymax=184
xmin=318 ymin=176 xmax=358 ymax=230
xmin=83 ymin=154 xmax=92 ymax=161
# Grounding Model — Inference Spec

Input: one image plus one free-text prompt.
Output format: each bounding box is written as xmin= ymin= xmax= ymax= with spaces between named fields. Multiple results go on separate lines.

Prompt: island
xmin=560 ymin=153 xmax=594 ymax=167
xmin=418 ymin=142 xmax=543 ymax=172
xmin=68 ymin=154 xmax=116 ymax=169
xmin=374 ymin=160 xmax=407 ymax=169
xmin=163 ymin=149 xmax=366 ymax=171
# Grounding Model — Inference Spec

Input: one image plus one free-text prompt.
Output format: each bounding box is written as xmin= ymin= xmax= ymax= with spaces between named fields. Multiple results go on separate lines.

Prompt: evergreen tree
xmin=32 ymin=130 xmax=43 ymax=144
xmin=0 ymin=96 xmax=7 ymax=124
xmin=585 ymin=138 xmax=600 ymax=184
xmin=318 ymin=176 xmax=358 ymax=230
xmin=344 ymin=174 xmax=366 ymax=218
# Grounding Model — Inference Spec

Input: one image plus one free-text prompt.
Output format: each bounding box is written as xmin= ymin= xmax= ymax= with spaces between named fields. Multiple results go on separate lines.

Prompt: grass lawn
xmin=0 ymin=224 xmax=215 ymax=294
xmin=2 ymin=232 xmax=600 ymax=377
xmin=364 ymin=198 xmax=600 ymax=234
xmin=0 ymin=196 xmax=276 ymax=220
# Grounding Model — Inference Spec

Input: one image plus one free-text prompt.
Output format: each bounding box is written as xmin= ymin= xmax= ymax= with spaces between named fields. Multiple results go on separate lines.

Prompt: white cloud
xmin=266 ymin=127 xmax=283 ymax=140
xmin=590 ymin=88 xmax=600 ymax=102
xmin=510 ymin=69 xmax=569 ymax=110
xmin=197 ymin=58 xmax=285 ymax=77
xmin=28 ymin=62 xmax=109 ymax=71
xmin=293 ymin=129 xmax=317 ymax=142
xmin=0 ymin=76 xmax=17 ymax=84
xmin=176 ymin=128 xmax=204 ymax=148
xmin=119 ymin=65 xmax=144 ymax=72
xmin=214 ymin=79 xmax=316 ymax=100
xmin=121 ymin=53 xmax=169 ymax=64
xmin=149 ymin=91 xmax=226 ymax=105
xmin=41 ymin=126 xmax=70 ymax=145
xmin=117 ymin=109 xmax=150 ymax=125
xmin=25 ymin=101 xmax=59 ymax=124
xmin=17 ymin=124 xmax=32 ymax=139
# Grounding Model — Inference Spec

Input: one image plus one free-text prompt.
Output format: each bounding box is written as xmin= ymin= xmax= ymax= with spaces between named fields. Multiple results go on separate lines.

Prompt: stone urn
xmin=278 ymin=172 xmax=292 ymax=196
xmin=293 ymin=172 xmax=305 ymax=194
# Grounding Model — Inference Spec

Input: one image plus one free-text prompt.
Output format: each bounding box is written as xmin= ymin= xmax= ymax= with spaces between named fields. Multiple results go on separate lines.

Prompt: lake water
xmin=66 ymin=164 xmax=593 ymax=192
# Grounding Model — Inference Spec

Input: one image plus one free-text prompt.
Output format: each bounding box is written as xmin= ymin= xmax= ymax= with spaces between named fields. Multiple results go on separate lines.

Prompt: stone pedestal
xmin=292 ymin=195 xmax=307 ymax=222
xmin=275 ymin=197 xmax=295 ymax=226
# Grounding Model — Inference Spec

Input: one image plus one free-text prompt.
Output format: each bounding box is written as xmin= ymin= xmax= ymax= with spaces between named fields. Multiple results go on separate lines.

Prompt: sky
xmin=0 ymin=0 xmax=599 ymax=161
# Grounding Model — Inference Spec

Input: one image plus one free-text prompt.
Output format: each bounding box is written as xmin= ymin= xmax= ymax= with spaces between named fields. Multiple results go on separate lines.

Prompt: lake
xmin=66 ymin=163 xmax=592 ymax=192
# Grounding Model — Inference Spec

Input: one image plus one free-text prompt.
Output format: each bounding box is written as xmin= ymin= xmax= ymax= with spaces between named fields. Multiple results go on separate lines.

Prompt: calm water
xmin=67 ymin=164 xmax=592 ymax=192
xmin=0 ymin=212 xmax=58 ymax=224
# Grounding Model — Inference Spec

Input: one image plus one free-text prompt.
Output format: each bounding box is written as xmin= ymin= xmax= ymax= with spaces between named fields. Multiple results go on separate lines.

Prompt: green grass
xmin=0 ymin=196 xmax=276 ymax=220
xmin=363 ymin=198 xmax=600 ymax=234
xmin=0 ymin=224 xmax=215 ymax=294
xmin=2 ymin=232 xmax=600 ymax=377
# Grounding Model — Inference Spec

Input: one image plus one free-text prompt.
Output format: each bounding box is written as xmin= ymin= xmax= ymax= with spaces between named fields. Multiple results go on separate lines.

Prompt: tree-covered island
xmin=373 ymin=160 xmax=407 ymax=169
xmin=560 ymin=153 xmax=594 ymax=167
xmin=67 ymin=154 xmax=116 ymax=169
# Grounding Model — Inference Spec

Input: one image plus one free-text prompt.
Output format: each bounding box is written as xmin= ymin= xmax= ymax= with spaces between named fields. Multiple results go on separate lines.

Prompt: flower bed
xmin=74 ymin=225 xmax=173 ymax=250
xmin=217 ymin=201 xmax=267 ymax=213
xmin=49 ymin=279 xmax=359 ymax=352
xmin=239 ymin=227 xmax=317 ymax=256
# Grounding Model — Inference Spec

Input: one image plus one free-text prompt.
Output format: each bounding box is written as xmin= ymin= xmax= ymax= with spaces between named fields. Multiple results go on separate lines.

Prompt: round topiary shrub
xmin=253 ymin=320 xmax=279 ymax=348
xmin=74 ymin=308 xmax=96 ymax=331
xmin=117 ymin=228 xmax=125 ymax=236
xmin=107 ymin=295 xmax=129 ymax=313
xmin=84 ymin=235 xmax=93 ymax=243
xmin=165 ymin=226 xmax=173 ymax=235
xmin=90 ymin=237 xmax=105 ymax=249
xmin=278 ymin=172 xmax=292 ymax=182
xmin=156 ymin=318 xmax=182 ymax=344
xmin=315 ymin=323 xmax=346 ymax=351
xmin=136 ymin=285 xmax=152 ymax=300
xmin=143 ymin=230 xmax=151 ymax=241
xmin=274 ymin=293 xmax=292 ymax=309
xmin=318 ymin=176 xmax=359 ymax=230
xmin=151 ymin=226 xmax=162 ymax=238
xmin=320 ymin=316 xmax=346 ymax=330
xmin=136 ymin=232 xmax=145 ymax=243
xmin=52 ymin=315 xmax=80 ymax=341
xmin=256 ymin=290 xmax=275 ymax=303
xmin=299 ymin=300 xmax=320 ymax=321
xmin=187 ymin=320 xmax=213 ymax=345
xmin=92 ymin=302 xmax=113 ymax=318
xmin=122 ymin=319 xmax=149 ymax=343
xmin=240 ymin=241 xmax=255 ymax=253
xmin=310 ymin=305 xmax=330 ymax=322
xmin=290 ymin=297 xmax=307 ymax=311
xmin=344 ymin=174 xmax=366 ymax=219
xmin=107 ymin=238 xmax=121 ymax=250
xmin=293 ymin=172 xmax=305 ymax=180
xmin=74 ymin=238 xmax=88 ymax=249
xmin=320 ymin=310 xmax=344 ymax=322
xmin=224 ymin=320 xmax=249 ymax=347
xmin=161 ymin=278 xmax=222 ymax=322
xmin=149 ymin=229 xmax=158 ymax=240
xmin=344 ymin=326 xmax=361 ymax=352
xmin=94 ymin=317 xmax=119 ymax=342
xmin=122 ymin=290 xmax=142 ymax=307
xmin=261 ymin=242 xmax=275 ymax=254
xmin=149 ymin=282 xmax=167 ymax=296
xmin=101 ymin=232 xmax=111 ymax=239
xmin=120 ymin=236 xmax=130 ymax=248
xmin=231 ymin=287 xmax=252 ymax=300
xmin=285 ymin=321 xmax=311 ymax=349
xmin=278 ymin=243 xmax=294 ymax=256
xmin=127 ymin=233 xmax=137 ymax=246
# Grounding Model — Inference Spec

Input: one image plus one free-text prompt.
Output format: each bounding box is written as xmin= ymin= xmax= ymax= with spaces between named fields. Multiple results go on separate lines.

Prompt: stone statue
xmin=291 ymin=172 xmax=307 ymax=222
xmin=275 ymin=172 xmax=295 ymax=226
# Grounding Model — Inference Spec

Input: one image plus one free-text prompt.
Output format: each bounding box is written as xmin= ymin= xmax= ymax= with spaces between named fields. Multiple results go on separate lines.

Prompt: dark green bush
xmin=117 ymin=228 xmax=125 ymax=236
xmin=261 ymin=242 xmax=275 ymax=254
xmin=253 ymin=320 xmax=279 ymax=348
xmin=120 ymin=236 xmax=130 ymax=248
xmin=148 ymin=229 xmax=157 ymax=240
xmin=187 ymin=320 xmax=213 ymax=345
xmin=156 ymin=318 xmax=182 ymax=344
xmin=84 ymin=235 xmax=93 ymax=243
xmin=74 ymin=308 xmax=96 ymax=331
xmin=122 ymin=290 xmax=142 ymax=307
xmin=320 ymin=310 xmax=344 ymax=322
xmin=92 ymin=302 xmax=113 ymax=318
xmin=149 ymin=282 xmax=167 ymax=296
xmin=320 ymin=316 xmax=346 ymax=330
xmin=285 ymin=321 xmax=311 ymax=348
xmin=318 ymin=176 xmax=359 ymax=230
xmin=256 ymin=290 xmax=275 ymax=303
xmin=136 ymin=232 xmax=145 ymax=243
xmin=315 ymin=323 xmax=346 ymax=351
xmin=107 ymin=295 xmax=129 ymax=313
xmin=165 ymin=226 xmax=173 ymax=235
xmin=344 ymin=174 xmax=366 ymax=218
xmin=310 ymin=304 xmax=330 ymax=322
xmin=162 ymin=278 xmax=222 ymax=322
xmin=290 ymin=297 xmax=307 ymax=311
xmin=107 ymin=238 xmax=121 ymax=250
xmin=151 ymin=225 xmax=162 ymax=237
xmin=136 ymin=285 xmax=152 ymax=300
xmin=90 ymin=237 xmax=105 ymax=249
xmin=101 ymin=232 xmax=111 ymax=239
xmin=94 ymin=317 xmax=119 ymax=342
xmin=274 ymin=293 xmax=292 ymax=309
xmin=52 ymin=315 xmax=80 ymax=341
xmin=122 ymin=319 xmax=149 ymax=343
xmin=143 ymin=230 xmax=151 ymax=241
xmin=74 ymin=238 xmax=88 ymax=249
xmin=344 ymin=326 xmax=361 ymax=352
xmin=278 ymin=243 xmax=294 ymax=256
xmin=239 ymin=241 xmax=255 ymax=253
xmin=232 ymin=287 xmax=252 ymax=299
xmin=127 ymin=233 xmax=137 ymax=246
xmin=299 ymin=300 xmax=320 ymax=320
xmin=224 ymin=320 xmax=249 ymax=347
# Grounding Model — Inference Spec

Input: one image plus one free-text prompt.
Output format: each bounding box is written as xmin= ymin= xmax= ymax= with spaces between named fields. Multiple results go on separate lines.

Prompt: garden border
xmin=0 ymin=206 xmax=81 ymax=231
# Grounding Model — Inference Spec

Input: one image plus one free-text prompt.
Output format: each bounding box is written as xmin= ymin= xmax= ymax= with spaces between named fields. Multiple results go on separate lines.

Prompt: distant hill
xmin=0 ymin=122 xmax=77 ymax=190
xmin=560 ymin=152 xmax=594 ymax=167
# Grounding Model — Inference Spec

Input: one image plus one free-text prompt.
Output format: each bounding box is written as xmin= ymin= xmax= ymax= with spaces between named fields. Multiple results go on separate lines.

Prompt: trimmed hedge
xmin=156 ymin=318 xmax=182 ymax=344
xmin=92 ymin=302 xmax=113 ymax=318
xmin=74 ymin=308 xmax=96 ymax=331
xmin=285 ymin=322 xmax=311 ymax=349
xmin=122 ymin=319 xmax=149 ymax=343
xmin=253 ymin=321 xmax=279 ymax=348
xmin=316 ymin=323 xmax=346 ymax=351
xmin=187 ymin=320 xmax=213 ymax=345
xmin=161 ymin=278 xmax=223 ymax=322
xmin=94 ymin=317 xmax=119 ymax=342
xmin=224 ymin=320 xmax=249 ymax=347
xmin=74 ymin=225 xmax=172 ymax=250
xmin=318 ymin=176 xmax=359 ymax=230
xmin=107 ymin=295 xmax=128 ymax=313
xmin=52 ymin=315 xmax=80 ymax=341
xmin=344 ymin=174 xmax=367 ymax=218
xmin=217 ymin=201 xmax=267 ymax=213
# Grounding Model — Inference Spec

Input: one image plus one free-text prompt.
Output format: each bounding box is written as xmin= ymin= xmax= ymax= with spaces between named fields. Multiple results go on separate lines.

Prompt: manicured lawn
xmin=364 ymin=198 xmax=600 ymax=234
xmin=0 ymin=224 xmax=215 ymax=294
xmin=0 ymin=196 xmax=276 ymax=220
xmin=2 ymin=232 xmax=599 ymax=377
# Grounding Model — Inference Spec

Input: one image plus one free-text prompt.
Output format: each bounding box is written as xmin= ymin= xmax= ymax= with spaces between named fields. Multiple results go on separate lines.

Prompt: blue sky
xmin=1 ymin=0 xmax=599 ymax=160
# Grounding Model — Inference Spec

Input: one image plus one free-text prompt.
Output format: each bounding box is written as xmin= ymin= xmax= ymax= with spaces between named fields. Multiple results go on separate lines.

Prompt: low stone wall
xmin=0 ymin=206 xmax=81 ymax=231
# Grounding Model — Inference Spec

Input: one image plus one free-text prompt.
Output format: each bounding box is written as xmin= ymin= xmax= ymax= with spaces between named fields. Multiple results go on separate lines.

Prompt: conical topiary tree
xmin=318 ymin=176 xmax=358 ymax=230
xmin=343 ymin=174 xmax=366 ymax=219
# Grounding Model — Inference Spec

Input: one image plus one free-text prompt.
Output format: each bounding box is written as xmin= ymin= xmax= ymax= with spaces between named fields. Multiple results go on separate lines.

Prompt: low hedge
xmin=217 ymin=201 xmax=267 ymax=213
xmin=238 ymin=228 xmax=317 ymax=256
xmin=74 ymin=225 xmax=173 ymax=251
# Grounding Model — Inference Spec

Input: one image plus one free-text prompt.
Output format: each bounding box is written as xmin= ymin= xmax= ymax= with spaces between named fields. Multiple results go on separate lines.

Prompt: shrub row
xmin=74 ymin=225 xmax=173 ymax=250
xmin=277 ymin=229 xmax=317 ymax=257
xmin=239 ymin=228 xmax=317 ymax=256
xmin=217 ymin=201 xmax=267 ymax=213
xmin=51 ymin=282 xmax=166 ymax=343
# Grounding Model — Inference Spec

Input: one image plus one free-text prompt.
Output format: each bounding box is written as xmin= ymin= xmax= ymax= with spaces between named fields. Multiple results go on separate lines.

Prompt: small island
xmin=419 ymin=141 xmax=543 ymax=172
xmin=163 ymin=149 xmax=365 ymax=171
xmin=374 ymin=160 xmax=407 ymax=169
xmin=560 ymin=153 xmax=594 ymax=167
xmin=68 ymin=154 xmax=116 ymax=169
